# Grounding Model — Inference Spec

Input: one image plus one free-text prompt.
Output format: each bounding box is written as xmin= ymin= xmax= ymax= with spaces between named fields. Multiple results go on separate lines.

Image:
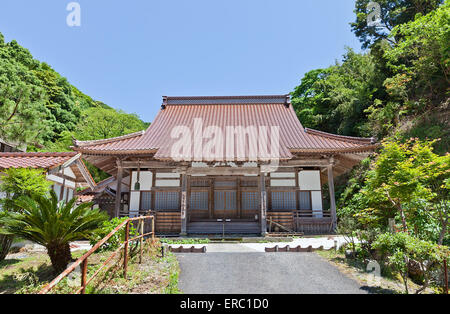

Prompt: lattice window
xmin=271 ymin=191 xmax=296 ymax=210
xmin=214 ymin=180 xmax=237 ymax=188
xmin=214 ymin=191 xmax=237 ymax=210
xmin=140 ymin=192 xmax=152 ymax=211
xmin=214 ymin=191 xmax=224 ymax=210
xmin=298 ymin=191 xmax=312 ymax=210
xmin=241 ymin=180 xmax=258 ymax=187
xmin=241 ymin=192 xmax=260 ymax=210
xmin=190 ymin=191 xmax=208 ymax=210
xmin=191 ymin=179 xmax=210 ymax=187
xmin=155 ymin=192 xmax=180 ymax=210
xmin=225 ymin=191 xmax=236 ymax=210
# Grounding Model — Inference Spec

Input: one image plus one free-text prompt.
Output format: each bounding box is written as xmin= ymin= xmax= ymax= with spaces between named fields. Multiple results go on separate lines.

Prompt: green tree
xmin=420 ymin=151 xmax=450 ymax=244
xmin=351 ymin=0 xmax=443 ymax=49
xmin=76 ymin=107 xmax=146 ymax=140
xmin=372 ymin=232 xmax=448 ymax=293
xmin=349 ymin=139 xmax=449 ymax=243
xmin=0 ymin=168 xmax=52 ymax=261
xmin=0 ymin=168 xmax=52 ymax=211
xmin=291 ymin=49 xmax=381 ymax=137
xmin=384 ymin=1 xmax=449 ymax=107
xmin=0 ymin=191 xmax=108 ymax=273
xmin=35 ymin=63 xmax=81 ymax=138
xmin=0 ymin=42 xmax=50 ymax=145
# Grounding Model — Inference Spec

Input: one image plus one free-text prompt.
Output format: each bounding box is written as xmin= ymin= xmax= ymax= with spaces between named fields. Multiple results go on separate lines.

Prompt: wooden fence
xmin=39 ymin=215 xmax=155 ymax=294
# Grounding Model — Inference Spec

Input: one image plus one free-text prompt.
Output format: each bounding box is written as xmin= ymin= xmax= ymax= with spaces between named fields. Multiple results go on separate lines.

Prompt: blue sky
xmin=0 ymin=0 xmax=361 ymax=122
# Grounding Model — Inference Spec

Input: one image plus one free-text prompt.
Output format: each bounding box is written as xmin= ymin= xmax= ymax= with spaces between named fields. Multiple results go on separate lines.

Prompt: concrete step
xmin=188 ymin=222 xmax=260 ymax=234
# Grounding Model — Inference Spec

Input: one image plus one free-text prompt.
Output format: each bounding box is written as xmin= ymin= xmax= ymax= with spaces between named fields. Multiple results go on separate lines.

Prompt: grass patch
xmin=160 ymin=238 xmax=210 ymax=245
xmin=0 ymin=239 xmax=180 ymax=294
xmin=315 ymin=250 xmax=434 ymax=294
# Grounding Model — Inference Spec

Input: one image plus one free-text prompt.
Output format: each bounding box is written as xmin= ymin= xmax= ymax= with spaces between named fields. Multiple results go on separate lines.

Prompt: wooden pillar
xmin=327 ymin=163 xmax=337 ymax=231
xmin=180 ymin=173 xmax=188 ymax=236
xmin=260 ymin=172 xmax=267 ymax=236
xmin=114 ymin=159 xmax=123 ymax=218
xmin=209 ymin=178 xmax=214 ymax=219
xmin=60 ymin=167 xmax=66 ymax=202
xmin=237 ymin=177 xmax=241 ymax=219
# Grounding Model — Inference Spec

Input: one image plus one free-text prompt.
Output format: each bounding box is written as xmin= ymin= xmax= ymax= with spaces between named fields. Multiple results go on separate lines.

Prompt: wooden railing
xmin=295 ymin=210 xmax=331 ymax=218
xmin=39 ymin=215 xmax=155 ymax=294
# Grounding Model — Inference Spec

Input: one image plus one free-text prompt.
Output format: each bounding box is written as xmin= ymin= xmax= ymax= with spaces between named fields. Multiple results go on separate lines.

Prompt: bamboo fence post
xmin=444 ymin=259 xmax=448 ymax=295
xmin=123 ymin=220 xmax=130 ymax=279
xmin=80 ymin=259 xmax=88 ymax=294
xmin=139 ymin=219 xmax=144 ymax=264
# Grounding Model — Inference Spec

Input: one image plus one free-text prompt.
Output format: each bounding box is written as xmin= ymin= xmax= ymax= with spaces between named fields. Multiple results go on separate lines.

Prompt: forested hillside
xmin=0 ymin=32 xmax=148 ymax=153
xmin=291 ymin=0 xmax=449 ymax=248
xmin=292 ymin=0 xmax=448 ymax=153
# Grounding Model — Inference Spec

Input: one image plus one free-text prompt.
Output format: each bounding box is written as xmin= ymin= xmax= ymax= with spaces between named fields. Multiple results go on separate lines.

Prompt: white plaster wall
xmin=64 ymin=167 xmax=76 ymax=179
xmin=46 ymin=174 xmax=76 ymax=189
xmin=298 ymin=170 xmax=321 ymax=190
xmin=270 ymin=179 xmax=296 ymax=187
xmin=155 ymin=180 xmax=180 ymax=187
xmin=270 ymin=172 xmax=295 ymax=178
xmin=311 ymin=191 xmax=323 ymax=218
xmin=129 ymin=191 xmax=141 ymax=212
xmin=53 ymin=184 xmax=62 ymax=200
xmin=131 ymin=171 xmax=153 ymax=191
xmin=156 ymin=173 xmax=180 ymax=178
xmin=67 ymin=189 xmax=74 ymax=201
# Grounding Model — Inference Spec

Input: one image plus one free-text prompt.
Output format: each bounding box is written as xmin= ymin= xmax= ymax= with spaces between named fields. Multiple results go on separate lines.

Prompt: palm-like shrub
xmin=0 ymin=191 xmax=108 ymax=273
xmin=0 ymin=168 xmax=52 ymax=261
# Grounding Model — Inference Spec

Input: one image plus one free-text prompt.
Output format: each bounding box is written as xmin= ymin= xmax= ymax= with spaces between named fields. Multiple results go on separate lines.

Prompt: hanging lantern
xmin=134 ymin=160 xmax=141 ymax=191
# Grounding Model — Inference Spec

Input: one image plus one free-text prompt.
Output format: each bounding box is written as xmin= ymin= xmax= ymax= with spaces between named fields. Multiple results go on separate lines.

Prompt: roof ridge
xmin=163 ymin=95 xmax=291 ymax=106
xmin=73 ymin=130 xmax=145 ymax=147
xmin=304 ymin=128 xmax=375 ymax=144
xmin=164 ymin=95 xmax=290 ymax=100
xmin=0 ymin=152 xmax=77 ymax=157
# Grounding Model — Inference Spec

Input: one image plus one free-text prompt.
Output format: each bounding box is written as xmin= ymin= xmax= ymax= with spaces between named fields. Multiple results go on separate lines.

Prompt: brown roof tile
xmin=0 ymin=152 xmax=78 ymax=169
xmin=73 ymin=96 xmax=378 ymax=160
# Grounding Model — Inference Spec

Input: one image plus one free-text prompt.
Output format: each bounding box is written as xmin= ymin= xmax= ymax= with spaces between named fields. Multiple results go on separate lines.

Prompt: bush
xmin=89 ymin=217 xmax=138 ymax=252
xmin=372 ymin=232 xmax=448 ymax=294
xmin=1 ymin=191 xmax=108 ymax=274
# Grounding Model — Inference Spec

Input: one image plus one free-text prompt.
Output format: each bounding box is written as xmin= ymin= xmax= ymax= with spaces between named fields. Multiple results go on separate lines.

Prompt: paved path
xmin=177 ymin=249 xmax=366 ymax=294
xmin=169 ymin=236 xmax=353 ymax=252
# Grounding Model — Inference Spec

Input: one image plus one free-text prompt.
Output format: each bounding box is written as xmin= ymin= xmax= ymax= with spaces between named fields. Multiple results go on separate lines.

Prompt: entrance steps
xmin=187 ymin=222 xmax=260 ymax=235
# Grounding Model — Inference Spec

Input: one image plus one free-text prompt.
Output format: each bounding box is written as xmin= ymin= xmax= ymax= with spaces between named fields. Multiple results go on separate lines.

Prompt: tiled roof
xmin=0 ymin=152 xmax=78 ymax=169
xmin=73 ymin=95 xmax=378 ymax=160
xmin=77 ymin=194 xmax=95 ymax=203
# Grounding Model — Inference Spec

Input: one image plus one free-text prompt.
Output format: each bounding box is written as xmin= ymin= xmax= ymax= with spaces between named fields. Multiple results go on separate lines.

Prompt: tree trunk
xmin=0 ymin=235 xmax=14 ymax=261
xmin=402 ymin=272 xmax=409 ymax=294
xmin=46 ymin=242 xmax=72 ymax=274
xmin=399 ymin=205 xmax=408 ymax=233
xmin=438 ymin=220 xmax=447 ymax=245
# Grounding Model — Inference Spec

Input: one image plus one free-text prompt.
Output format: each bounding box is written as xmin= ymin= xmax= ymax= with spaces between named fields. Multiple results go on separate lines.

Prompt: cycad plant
xmin=0 ymin=191 xmax=108 ymax=273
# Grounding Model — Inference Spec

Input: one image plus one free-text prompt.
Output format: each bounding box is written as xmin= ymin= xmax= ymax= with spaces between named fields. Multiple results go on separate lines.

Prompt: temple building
xmin=73 ymin=95 xmax=378 ymax=236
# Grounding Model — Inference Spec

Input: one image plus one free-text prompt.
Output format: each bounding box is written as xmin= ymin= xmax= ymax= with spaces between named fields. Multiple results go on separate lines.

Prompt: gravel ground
xmin=177 ymin=251 xmax=367 ymax=294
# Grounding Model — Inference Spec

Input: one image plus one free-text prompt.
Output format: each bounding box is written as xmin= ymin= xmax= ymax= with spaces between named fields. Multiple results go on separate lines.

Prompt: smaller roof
xmin=0 ymin=152 xmax=96 ymax=189
xmin=0 ymin=152 xmax=78 ymax=169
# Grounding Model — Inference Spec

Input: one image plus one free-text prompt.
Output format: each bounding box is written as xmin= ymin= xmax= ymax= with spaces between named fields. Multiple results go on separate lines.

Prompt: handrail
xmin=39 ymin=215 xmax=155 ymax=294
xmin=294 ymin=210 xmax=332 ymax=218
